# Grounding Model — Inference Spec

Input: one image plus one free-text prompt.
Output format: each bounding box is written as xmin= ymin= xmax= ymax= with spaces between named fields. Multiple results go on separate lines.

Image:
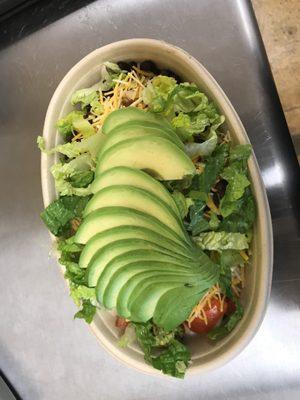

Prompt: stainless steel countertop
xmin=0 ymin=1 xmax=299 ymax=399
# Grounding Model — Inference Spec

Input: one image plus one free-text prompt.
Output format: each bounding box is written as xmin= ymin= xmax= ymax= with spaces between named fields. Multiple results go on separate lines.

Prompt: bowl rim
xmin=41 ymin=38 xmax=273 ymax=377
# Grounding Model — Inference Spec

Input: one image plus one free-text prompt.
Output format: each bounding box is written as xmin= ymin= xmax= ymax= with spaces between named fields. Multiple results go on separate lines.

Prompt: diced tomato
xmin=115 ymin=316 xmax=128 ymax=330
xmin=188 ymin=298 xmax=228 ymax=334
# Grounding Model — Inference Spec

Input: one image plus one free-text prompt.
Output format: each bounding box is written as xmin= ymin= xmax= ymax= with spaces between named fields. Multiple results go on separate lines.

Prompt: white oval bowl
xmin=42 ymin=39 xmax=273 ymax=377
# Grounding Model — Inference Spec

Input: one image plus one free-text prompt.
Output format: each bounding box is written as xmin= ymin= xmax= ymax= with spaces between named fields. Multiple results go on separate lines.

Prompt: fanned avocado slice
xmin=87 ymin=238 xmax=192 ymax=287
xmin=91 ymin=166 xmax=180 ymax=215
xmin=79 ymin=226 xmax=196 ymax=269
xmin=83 ymin=185 xmax=188 ymax=242
xmin=96 ymin=136 xmax=195 ymax=180
xmin=102 ymin=107 xmax=173 ymax=135
xmin=99 ymin=254 xmax=194 ymax=307
xmin=75 ymin=207 xmax=190 ymax=247
xmin=98 ymin=121 xmax=185 ymax=157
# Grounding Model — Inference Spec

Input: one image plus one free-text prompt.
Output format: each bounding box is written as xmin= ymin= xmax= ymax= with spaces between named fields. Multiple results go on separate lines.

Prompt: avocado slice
xmin=75 ymin=207 xmax=190 ymax=246
xmin=98 ymin=122 xmax=185 ymax=158
xmin=116 ymin=268 xmax=200 ymax=320
xmin=90 ymin=166 xmax=180 ymax=216
xmin=129 ymin=275 xmax=202 ymax=323
xmin=79 ymin=225 xmax=195 ymax=269
xmin=83 ymin=185 xmax=187 ymax=242
xmin=102 ymin=107 xmax=173 ymax=135
xmin=96 ymin=136 xmax=195 ymax=180
xmin=99 ymin=251 xmax=193 ymax=307
xmin=87 ymin=238 xmax=191 ymax=287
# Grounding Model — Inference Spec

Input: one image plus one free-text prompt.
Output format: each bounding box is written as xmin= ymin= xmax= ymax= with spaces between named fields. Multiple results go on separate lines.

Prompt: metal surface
xmin=0 ymin=0 xmax=299 ymax=399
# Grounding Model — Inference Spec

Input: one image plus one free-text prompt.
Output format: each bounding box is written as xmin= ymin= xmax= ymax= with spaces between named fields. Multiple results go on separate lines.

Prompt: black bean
xmin=160 ymin=69 xmax=182 ymax=82
xmin=117 ymin=62 xmax=132 ymax=72
xmin=140 ymin=60 xmax=160 ymax=74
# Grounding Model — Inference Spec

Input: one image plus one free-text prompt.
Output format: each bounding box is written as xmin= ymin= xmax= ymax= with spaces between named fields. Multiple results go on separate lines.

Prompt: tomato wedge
xmin=188 ymin=298 xmax=228 ymax=334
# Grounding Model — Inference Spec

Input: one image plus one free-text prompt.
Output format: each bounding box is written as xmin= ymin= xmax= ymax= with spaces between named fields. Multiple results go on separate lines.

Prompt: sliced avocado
xmin=102 ymin=107 xmax=172 ymax=135
xmin=79 ymin=225 xmax=195 ymax=269
xmin=83 ymin=185 xmax=187 ymax=242
xmin=99 ymin=251 xmax=192 ymax=307
xmin=129 ymin=276 xmax=201 ymax=323
xmin=95 ymin=136 xmax=196 ymax=180
xmin=153 ymin=285 xmax=211 ymax=331
xmin=75 ymin=207 xmax=190 ymax=246
xmin=116 ymin=268 xmax=199 ymax=320
xmin=99 ymin=124 xmax=184 ymax=158
xmin=116 ymin=248 xmax=218 ymax=318
xmin=91 ymin=166 xmax=179 ymax=215
xmin=87 ymin=238 xmax=191 ymax=287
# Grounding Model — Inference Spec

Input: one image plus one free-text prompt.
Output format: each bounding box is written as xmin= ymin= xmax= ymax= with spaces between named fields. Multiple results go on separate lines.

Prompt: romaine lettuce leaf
xmin=71 ymin=62 xmax=122 ymax=108
xmin=74 ymin=300 xmax=96 ymax=324
xmin=56 ymin=111 xmax=94 ymax=139
xmin=37 ymin=132 xmax=106 ymax=159
xmin=51 ymin=154 xmax=94 ymax=196
xmin=184 ymin=115 xmax=225 ymax=158
xmin=70 ymin=285 xmax=96 ymax=307
xmin=189 ymin=143 xmax=229 ymax=199
xmin=133 ymin=321 xmax=190 ymax=378
xmin=143 ymin=76 xmax=177 ymax=113
xmin=195 ymin=231 xmax=249 ymax=250
xmin=219 ymin=144 xmax=252 ymax=217
xmin=171 ymin=191 xmax=193 ymax=219
xmin=219 ymin=188 xmax=256 ymax=233
xmin=40 ymin=195 xmax=90 ymax=236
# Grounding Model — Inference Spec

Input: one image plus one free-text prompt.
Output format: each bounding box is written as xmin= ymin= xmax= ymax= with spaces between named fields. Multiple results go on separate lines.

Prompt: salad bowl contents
xmin=40 ymin=40 xmax=272 ymax=378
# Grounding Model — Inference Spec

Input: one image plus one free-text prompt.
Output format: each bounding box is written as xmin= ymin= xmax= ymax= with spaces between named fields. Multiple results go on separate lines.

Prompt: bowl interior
xmin=42 ymin=39 xmax=272 ymax=376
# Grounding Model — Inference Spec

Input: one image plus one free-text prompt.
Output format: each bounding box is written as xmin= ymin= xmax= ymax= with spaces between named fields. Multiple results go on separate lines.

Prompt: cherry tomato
xmin=115 ymin=316 xmax=128 ymax=330
xmin=225 ymin=298 xmax=236 ymax=316
xmin=188 ymin=298 xmax=228 ymax=334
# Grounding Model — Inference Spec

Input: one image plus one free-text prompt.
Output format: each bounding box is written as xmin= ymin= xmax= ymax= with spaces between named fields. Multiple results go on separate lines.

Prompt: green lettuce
xmin=51 ymin=154 xmax=95 ymax=196
xmin=56 ymin=111 xmax=94 ymax=139
xmin=219 ymin=144 xmax=252 ymax=217
xmin=207 ymin=299 xmax=244 ymax=340
xmin=37 ymin=132 xmax=106 ymax=159
xmin=74 ymin=300 xmax=96 ymax=324
xmin=71 ymin=62 xmax=122 ymax=109
xmin=133 ymin=321 xmax=190 ymax=378
xmin=189 ymin=143 xmax=229 ymax=200
xmin=184 ymin=115 xmax=225 ymax=158
xmin=187 ymin=199 xmax=209 ymax=235
xmin=195 ymin=231 xmax=249 ymax=250
xmin=143 ymin=76 xmax=177 ymax=113
xmin=171 ymin=191 xmax=193 ymax=219
xmin=41 ymin=195 xmax=90 ymax=236
xmin=70 ymin=285 xmax=96 ymax=307
xmin=219 ymin=188 xmax=256 ymax=233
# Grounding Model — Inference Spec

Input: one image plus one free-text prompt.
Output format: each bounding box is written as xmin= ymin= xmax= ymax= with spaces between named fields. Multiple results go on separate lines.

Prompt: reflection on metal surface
xmin=262 ymin=163 xmax=285 ymax=188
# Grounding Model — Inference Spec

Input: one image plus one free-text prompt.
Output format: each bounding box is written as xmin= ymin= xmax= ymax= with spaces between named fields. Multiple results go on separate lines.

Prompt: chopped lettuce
xmin=195 ymin=231 xmax=249 ymax=250
xmin=219 ymin=188 xmax=256 ymax=233
xmin=207 ymin=299 xmax=244 ymax=340
xmin=56 ymin=111 xmax=94 ymax=139
xmin=184 ymin=115 xmax=225 ymax=158
xmin=70 ymin=285 xmax=96 ymax=307
xmin=37 ymin=132 xmax=106 ymax=159
xmin=189 ymin=143 xmax=229 ymax=200
xmin=187 ymin=199 xmax=209 ymax=235
xmin=219 ymin=144 xmax=252 ymax=217
xmin=40 ymin=195 xmax=90 ymax=236
xmin=143 ymin=78 xmax=223 ymax=142
xmin=74 ymin=300 xmax=96 ymax=324
xmin=51 ymin=153 xmax=94 ymax=196
xmin=71 ymin=62 xmax=122 ymax=109
xmin=143 ymin=76 xmax=177 ymax=113
xmin=133 ymin=321 xmax=190 ymax=378
xmin=172 ymin=191 xmax=193 ymax=219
